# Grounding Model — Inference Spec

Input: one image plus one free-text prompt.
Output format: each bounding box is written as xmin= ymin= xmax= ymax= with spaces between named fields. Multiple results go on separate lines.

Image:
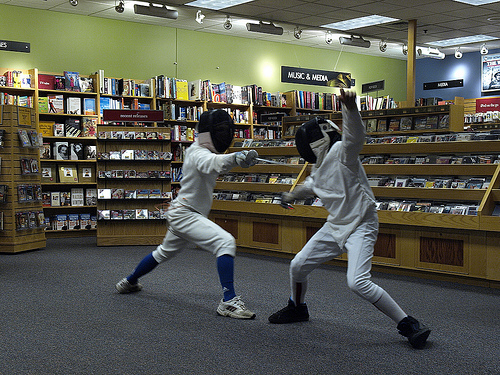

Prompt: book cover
xmin=82 ymin=117 xmax=97 ymax=137
xmin=54 ymin=123 xmax=65 ymax=136
xmin=188 ymin=79 xmax=201 ymax=100
xmin=176 ymin=79 xmax=189 ymax=100
xmin=66 ymin=97 xmax=81 ymax=115
xmin=53 ymin=141 xmax=69 ymax=160
xmin=70 ymin=142 xmax=84 ymax=160
xmin=388 ymin=118 xmax=400 ymax=131
xmin=376 ymin=119 xmax=387 ymax=132
xmin=64 ymin=71 xmax=81 ymax=91
xmin=38 ymin=97 xmax=49 ymax=113
xmin=80 ymin=213 xmax=92 ymax=230
xmin=48 ymin=95 xmax=64 ymax=114
xmin=58 ymin=164 xmax=78 ymax=183
xmin=18 ymin=129 xmax=31 ymax=147
xmin=55 ymin=214 xmax=68 ymax=230
xmin=86 ymin=188 xmax=97 ymax=206
xmin=41 ymin=163 xmax=56 ymax=182
xmin=39 ymin=121 xmax=55 ymax=137
xmin=79 ymin=165 xmax=95 ymax=182
xmin=98 ymin=188 xmax=112 ymax=200
xmin=40 ymin=143 xmax=51 ymax=159
xmin=68 ymin=213 xmax=81 ymax=230
xmin=38 ymin=74 xmax=55 ymax=90
xmin=83 ymin=98 xmax=96 ymax=115
xmin=51 ymin=192 xmax=61 ymax=207
xmin=70 ymin=187 xmax=84 ymax=206
xmin=399 ymin=117 xmax=412 ymax=131
xmin=65 ymin=118 xmax=81 ymax=137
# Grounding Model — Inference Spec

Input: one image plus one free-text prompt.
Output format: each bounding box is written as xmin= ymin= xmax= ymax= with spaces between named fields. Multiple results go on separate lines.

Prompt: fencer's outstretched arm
xmin=338 ymin=89 xmax=365 ymax=162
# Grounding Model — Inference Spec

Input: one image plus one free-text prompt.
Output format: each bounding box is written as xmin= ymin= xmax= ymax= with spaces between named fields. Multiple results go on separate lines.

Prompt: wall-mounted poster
xmin=481 ymin=53 xmax=500 ymax=93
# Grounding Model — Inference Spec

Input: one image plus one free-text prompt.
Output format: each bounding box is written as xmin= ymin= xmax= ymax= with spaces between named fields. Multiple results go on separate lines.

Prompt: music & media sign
xmin=281 ymin=66 xmax=351 ymax=88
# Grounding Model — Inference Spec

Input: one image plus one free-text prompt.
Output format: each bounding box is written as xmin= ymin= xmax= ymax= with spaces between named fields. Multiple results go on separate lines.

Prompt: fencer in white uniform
xmin=116 ymin=109 xmax=259 ymax=319
xmin=268 ymin=89 xmax=431 ymax=349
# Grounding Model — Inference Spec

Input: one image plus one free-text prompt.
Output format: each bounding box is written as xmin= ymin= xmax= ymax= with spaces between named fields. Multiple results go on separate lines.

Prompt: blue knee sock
xmin=127 ymin=253 xmax=159 ymax=285
xmin=217 ymin=255 xmax=236 ymax=301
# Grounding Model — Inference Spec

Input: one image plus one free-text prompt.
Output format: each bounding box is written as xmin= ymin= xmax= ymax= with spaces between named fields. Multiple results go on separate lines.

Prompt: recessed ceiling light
xmin=185 ymin=0 xmax=254 ymax=10
xmin=431 ymin=35 xmax=497 ymax=47
xmin=321 ymin=15 xmax=399 ymax=31
xmin=453 ymin=0 xmax=500 ymax=5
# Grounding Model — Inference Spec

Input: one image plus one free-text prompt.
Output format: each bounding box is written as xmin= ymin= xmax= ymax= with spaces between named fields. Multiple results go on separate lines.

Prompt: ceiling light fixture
xmin=185 ymin=0 xmax=254 ymax=10
xmin=417 ymin=47 xmax=445 ymax=59
xmin=246 ymin=21 xmax=283 ymax=36
xmin=431 ymin=34 xmax=497 ymax=47
xmin=480 ymin=43 xmax=488 ymax=54
xmin=455 ymin=47 xmax=463 ymax=59
xmin=453 ymin=0 xmax=500 ymax=5
xmin=195 ymin=10 xmax=205 ymax=24
xmin=339 ymin=35 xmax=371 ymax=48
xmin=115 ymin=0 xmax=125 ymax=13
xmin=133 ymin=3 xmax=178 ymax=19
xmin=325 ymin=31 xmax=333 ymax=45
xmin=402 ymin=43 xmax=408 ymax=55
xmin=223 ymin=15 xmax=232 ymax=30
xmin=294 ymin=27 xmax=302 ymax=40
xmin=69 ymin=0 xmax=78 ymax=6
xmin=322 ymin=15 xmax=399 ymax=30
xmin=379 ymin=40 xmax=387 ymax=52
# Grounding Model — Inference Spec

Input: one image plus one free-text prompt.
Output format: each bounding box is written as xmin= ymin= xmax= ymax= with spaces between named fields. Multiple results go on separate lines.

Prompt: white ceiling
xmin=3 ymin=0 xmax=500 ymax=60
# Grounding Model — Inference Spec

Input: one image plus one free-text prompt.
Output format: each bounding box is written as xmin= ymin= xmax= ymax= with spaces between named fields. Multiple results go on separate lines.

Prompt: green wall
xmin=0 ymin=4 xmax=407 ymax=101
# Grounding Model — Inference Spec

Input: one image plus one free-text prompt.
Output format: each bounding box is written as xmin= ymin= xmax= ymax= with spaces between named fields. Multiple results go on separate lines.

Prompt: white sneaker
xmin=217 ymin=296 xmax=256 ymax=319
xmin=115 ymin=278 xmax=142 ymax=293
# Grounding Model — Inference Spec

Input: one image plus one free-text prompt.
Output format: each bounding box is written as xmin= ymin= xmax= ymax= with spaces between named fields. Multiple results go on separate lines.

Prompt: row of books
xmin=38 ymin=96 xmax=96 ymax=115
xmin=99 ymin=96 xmax=151 ymax=115
xmin=98 ymin=169 xmax=171 ymax=179
xmin=365 ymin=131 xmax=500 ymax=145
xmin=160 ymin=103 xmax=203 ymax=122
xmin=364 ymin=114 xmax=449 ymax=133
xmin=171 ymin=125 xmax=196 ymax=142
xmin=42 ymin=188 xmax=97 ymax=207
xmin=218 ymin=174 xmax=298 ymax=184
xmin=214 ymin=191 xmax=283 ymax=203
xmin=97 ymin=150 xmax=172 ymax=161
xmin=41 ymin=164 xmax=95 ymax=183
xmin=98 ymin=188 xmax=171 ymax=200
xmin=376 ymin=200 xmax=480 ymax=215
xmin=1 ymin=70 xmax=32 ymax=88
xmin=41 ymin=142 xmax=96 ymax=160
xmin=98 ymin=129 xmax=170 ymax=140
xmin=359 ymin=95 xmax=397 ymax=111
xmin=98 ymin=209 xmax=167 ymax=221
xmin=367 ymin=176 xmax=491 ymax=189
xmin=15 ymin=211 xmax=46 ymax=231
xmin=38 ymin=72 xmax=93 ymax=92
xmin=172 ymin=144 xmax=187 ymax=161
xmin=295 ymin=91 xmax=342 ymax=111
xmin=17 ymin=184 xmax=42 ymax=203
xmin=0 ymin=93 xmax=33 ymax=107
xmin=39 ymin=118 xmax=97 ymax=138
xmin=97 ymin=70 xmax=151 ymax=97
xmin=237 ymin=139 xmax=296 ymax=147
xmin=171 ymin=167 xmax=183 ymax=182
xmin=46 ymin=213 xmax=97 ymax=231
xmin=361 ymin=154 xmax=500 ymax=165
xmin=253 ymin=127 xmax=282 ymax=140
xmin=464 ymin=111 xmax=500 ymax=123
xmin=234 ymin=128 xmax=252 ymax=139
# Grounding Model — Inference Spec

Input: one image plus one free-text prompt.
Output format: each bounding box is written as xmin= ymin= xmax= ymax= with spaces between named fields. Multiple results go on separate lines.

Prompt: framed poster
xmin=481 ymin=53 xmax=500 ymax=93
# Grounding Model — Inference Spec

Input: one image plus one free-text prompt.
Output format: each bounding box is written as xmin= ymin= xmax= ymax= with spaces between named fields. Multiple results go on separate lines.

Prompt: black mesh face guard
xmin=197 ymin=109 xmax=234 ymax=153
xmin=295 ymin=117 xmax=340 ymax=163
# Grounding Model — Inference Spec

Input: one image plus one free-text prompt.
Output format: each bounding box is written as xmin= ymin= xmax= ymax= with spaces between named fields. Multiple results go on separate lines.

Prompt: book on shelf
xmin=38 ymin=74 xmax=55 ymax=90
xmin=53 ymin=141 xmax=69 ymax=160
xmin=376 ymin=119 xmax=387 ymax=132
xmin=414 ymin=116 xmax=427 ymax=130
xmin=38 ymin=97 xmax=49 ymax=113
xmin=40 ymin=143 xmax=51 ymax=159
xmin=64 ymin=71 xmax=81 ymax=92
xmin=388 ymin=118 xmax=400 ymax=131
xmin=81 ymin=117 xmax=97 ymax=137
xmin=188 ymin=79 xmax=202 ymax=100
xmin=41 ymin=163 xmax=56 ymax=183
xmin=70 ymin=188 xmax=84 ymax=206
xmin=68 ymin=213 xmax=80 ymax=230
xmin=66 ymin=97 xmax=81 ymax=115
xmin=54 ymin=75 xmax=65 ymax=90
xmin=176 ymin=79 xmax=189 ymax=100
xmin=54 ymin=123 xmax=65 ymax=136
xmin=70 ymin=142 xmax=84 ymax=160
xmin=65 ymin=118 xmax=81 ymax=137
xmin=98 ymin=188 xmax=112 ymax=200
xmin=48 ymin=95 xmax=64 ymax=114
xmin=58 ymin=164 xmax=78 ymax=183
xmin=78 ymin=165 xmax=95 ymax=182
xmin=39 ymin=121 xmax=55 ymax=137
xmin=366 ymin=118 xmax=377 ymax=132
xmin=51 ymin=192 xmax=61 ymax=207
xmin=55 ymin=214 xmax=68 ymax=230
xmin=86 ymin=188 xmax=97 ymax=206
xmin=83 ymin=98 xmax=96 ymax=115
xmin=18 ymin=129 xmax=31 ymax=147
xmin=399 ymin=117 xmax=412 ymax=131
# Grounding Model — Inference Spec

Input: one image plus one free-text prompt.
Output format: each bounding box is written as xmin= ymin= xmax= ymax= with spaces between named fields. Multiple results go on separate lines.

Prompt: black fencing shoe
xmin=397 ymin=316 xmax=431 ymax=349
xmin=268 ymin=299 xmax=309 ymax=324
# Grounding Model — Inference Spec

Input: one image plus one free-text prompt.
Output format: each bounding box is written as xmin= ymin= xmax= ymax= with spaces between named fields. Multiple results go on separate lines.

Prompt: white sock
xmin=373 ymin=290 xmax=407 ymax=323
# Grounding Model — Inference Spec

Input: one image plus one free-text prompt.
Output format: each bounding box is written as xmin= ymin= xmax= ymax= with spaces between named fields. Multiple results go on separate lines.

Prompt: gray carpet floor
xmin=0 ymin=237 xmax=499 ymax=375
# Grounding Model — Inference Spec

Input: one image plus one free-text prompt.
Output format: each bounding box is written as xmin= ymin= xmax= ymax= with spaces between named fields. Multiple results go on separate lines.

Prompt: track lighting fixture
xmin=115 ymin=0 xmax=125 ymax=13
xmin=402 ymin=43 xmax=408 ymax=55
xmin=379 ymin=40 xmax=387 ymax=52
xmin=223 ymin=16 xmax=232 ymax=30
xmin=69 ymin=0 xmax=78 ymax=6
xmin=325 ymin=31 xmax=333 ymax=45
xmin=134 ymin=3 xmax=178 ymax=19
xmin=294 ymin=27 xmax=302 ymax=40
xmin=339 ymin=35 xmax=370 ymax=48
xmin=455 ymin=47 xmax=463 ymax=59
xmin=246 ymin=21 xmax=283 ymax=36
xmin=195 ymin=10 xmax=205 ymax=24
xmin=480 ymin=43 xmax=488 ymax=55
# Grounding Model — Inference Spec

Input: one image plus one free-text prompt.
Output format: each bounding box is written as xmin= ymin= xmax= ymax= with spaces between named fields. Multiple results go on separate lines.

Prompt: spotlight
xmin=480 ymin=43 xmax=488 ymax=55
xmin=325 ymin=31 xmax=333 ymax=45
xmin=223 ymin=16 xmax=232 ymax=30
xmin=115 ymin=0 xmax=125 ymax=13
xmin=402 ymin=43 xmax=408 ymax=55
xmin=294 ymin=27 xmax=302 ymax=40
xmin=379 ymin=40 xmax=387 ymax=52
xmin=246 ymin=21 xmax=283 ymax=36
xmin=339 ymin=35 xmax=370 ymax=48
xmin=455 ymin=47 xmax=463 ymax=59
xmin=195 ymin=10 xmax=205 ymax=24
xmin=69 ymin=0 xmax=78 ymax=6
xmin=134 ymin=3 xmax=178 ymax=19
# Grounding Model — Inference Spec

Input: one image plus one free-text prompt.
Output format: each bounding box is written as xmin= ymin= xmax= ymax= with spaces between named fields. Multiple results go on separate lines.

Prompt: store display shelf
xmin=363 ymin=164 xmax=497 ymax=176
xmin=361 ymin=140 xmax=500 ymax=155
xmin=371 ymin=186 xmax=485 ymax=200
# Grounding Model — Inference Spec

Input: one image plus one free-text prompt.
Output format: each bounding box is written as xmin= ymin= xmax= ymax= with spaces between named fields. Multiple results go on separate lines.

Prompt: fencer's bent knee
xmin=346 ymin=275 xmax=381 ymax=302
xmin=152 ymin=245 xmax=178 ymax=263
xmin=214 ymin=233 xmax=236 ymax=257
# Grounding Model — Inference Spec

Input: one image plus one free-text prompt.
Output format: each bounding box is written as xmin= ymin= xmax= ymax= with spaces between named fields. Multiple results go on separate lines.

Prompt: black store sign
xmin=281 ymin=66 xmax=351 ymax=88
xmin=424 ymin=79 xmax=463 ymax=90
xmin=362 ymin=80 xmax=385 ymax=93
xmin=0 ymin=40 xmax=30 ymax=53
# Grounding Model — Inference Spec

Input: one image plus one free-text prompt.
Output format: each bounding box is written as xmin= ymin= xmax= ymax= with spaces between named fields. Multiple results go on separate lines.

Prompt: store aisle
xmin=0 ymin=237 xmax=498 ymax=375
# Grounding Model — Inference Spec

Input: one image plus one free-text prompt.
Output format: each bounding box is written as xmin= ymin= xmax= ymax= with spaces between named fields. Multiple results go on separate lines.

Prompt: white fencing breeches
xmin=152 ymin=203 xmax=236 ymax=263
